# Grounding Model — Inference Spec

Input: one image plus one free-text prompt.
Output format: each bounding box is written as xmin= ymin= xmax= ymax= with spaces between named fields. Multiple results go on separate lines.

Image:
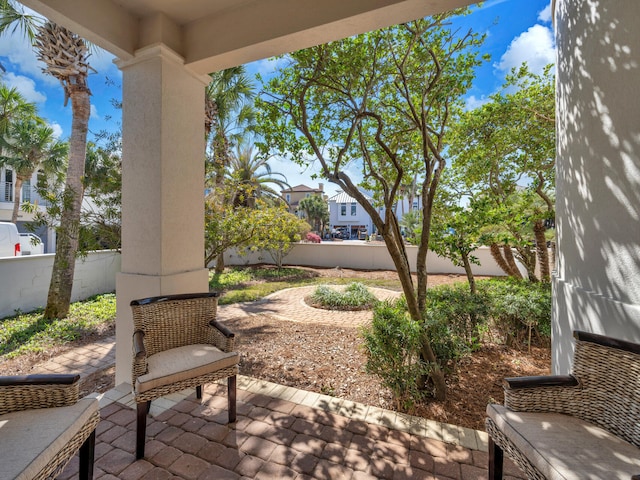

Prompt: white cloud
xmin=88 ymin=47 xmax=119 ymax=75
xmin=49 ymin=122 xmax=63 ymax=139
xmin=2 ymin=72 xmax=46 ymax=103
xmin=252 ymin=55 xmax=291 ymax=78
xmin=538 ymin=3 xmax=553 ymax=23
xmin=90 ymin=104 xmax=100 ymax=120
xmin=465 ymin=95 xmax=490 ymax=110
xmin=497 ymin=24 xmax=555 ymax=75
xmin=0 ymin=29 xmax=58 ymax=87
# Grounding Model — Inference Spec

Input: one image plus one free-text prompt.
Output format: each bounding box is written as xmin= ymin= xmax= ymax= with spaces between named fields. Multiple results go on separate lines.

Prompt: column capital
xmin=115 ymin=44 xmax=210 ymax=86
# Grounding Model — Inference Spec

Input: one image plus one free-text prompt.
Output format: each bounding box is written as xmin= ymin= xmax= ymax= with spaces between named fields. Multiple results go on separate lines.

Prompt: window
xmin=351 ymin=203 xmax=357 ymax=216
xmin=306 ymin=193 xmax=311 ymax=197
xmin=286 ymin=193 xmax=291 ymax=203
xmin=3 ymin=169 xmax=13 ymax=202
xmin=22 ymin=179 xmax=31 ymax=203
xmin=412 ymin=200 xmax=418 ymax=210
xmin=340 ymin=203 xmax=346 ymax=216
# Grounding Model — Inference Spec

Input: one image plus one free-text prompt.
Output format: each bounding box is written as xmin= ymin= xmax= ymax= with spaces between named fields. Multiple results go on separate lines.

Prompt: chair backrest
xmin=571 ymin=330 xmax=640 ymax=448
xmin=131 ymin=292 xmax=220 ymax=357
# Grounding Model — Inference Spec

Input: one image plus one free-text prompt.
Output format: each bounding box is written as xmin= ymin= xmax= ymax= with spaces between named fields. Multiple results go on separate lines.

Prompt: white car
xmin=0 ymin=222 xmax=21 ymax=257
xmin=19 ymin=233 xmax=44 ymax=255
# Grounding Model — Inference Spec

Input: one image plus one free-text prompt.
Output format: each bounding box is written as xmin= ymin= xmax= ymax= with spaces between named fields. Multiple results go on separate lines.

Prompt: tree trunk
xmin=44 ymin=85 xmax=90 ymax=319
xmin=503 ymin=245 xmax=523 ymax=279
xmin=490 ymin=243 xmax=516 ymax=277
xmin=380 ymin=225 xmax=446 ymax=401
xmin=215 ymin=254 xmax=225 ymax=274
xmin=513 ymin=245 xmax=538 ymax=282
xmin=11 ymin=177 xmax=22 ymax=224
xmin=462 ymin=252 xmax=476 ymax=294
xmin=533 ymin=219 xmax=550 ymax=282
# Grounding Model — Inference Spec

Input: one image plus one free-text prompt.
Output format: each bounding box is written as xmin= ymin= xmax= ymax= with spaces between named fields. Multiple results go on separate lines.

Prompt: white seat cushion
xmin=0 ymin=397 xmax=99 ymax=480
xmin=487 ymin=404 xmax=640 ymax=480
xmin=136 ymin=344 xmax=238 ymax=394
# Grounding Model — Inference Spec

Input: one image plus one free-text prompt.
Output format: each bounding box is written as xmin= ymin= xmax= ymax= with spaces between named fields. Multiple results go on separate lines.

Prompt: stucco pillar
xmin=114 ymin=45 xmax=210 ymax=385
xmin=553 ymin=0 xmax=640 ymax=373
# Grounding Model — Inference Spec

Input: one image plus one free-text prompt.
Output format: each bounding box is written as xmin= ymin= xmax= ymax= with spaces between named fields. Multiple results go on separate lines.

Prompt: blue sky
xmin=0 ymin=0 xmax=553 ymax=198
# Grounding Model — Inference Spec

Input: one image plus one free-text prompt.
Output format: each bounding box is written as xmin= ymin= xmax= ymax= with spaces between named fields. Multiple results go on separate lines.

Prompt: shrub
xmin=361 ymin=298 xmax=431 ymax=411
xmin=423 ymin=284 xmax=490 ymax=364
xmin=305 ymin=232 xmax=321 ymax=243
xmin=479 ymin=278 xmax=551 ymax=348
xmin=308 ymin=282 xmax=377 ymax=310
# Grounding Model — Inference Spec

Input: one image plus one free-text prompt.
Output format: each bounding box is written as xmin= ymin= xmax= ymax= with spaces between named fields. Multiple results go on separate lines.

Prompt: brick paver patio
xmin=27 ymin=287 xmax=526 ymax=479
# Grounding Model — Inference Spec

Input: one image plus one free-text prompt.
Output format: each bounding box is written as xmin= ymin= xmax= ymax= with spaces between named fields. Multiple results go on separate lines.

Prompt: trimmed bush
xmin=478 ymin=278 xmax=551 ymax=348
xmin=308 ymin=282 xmax=378 ymax=310
xmin=361 ymin=298 xmax=431 ymax=410
xmin=424 ymin=284 xmax=490 ymax=364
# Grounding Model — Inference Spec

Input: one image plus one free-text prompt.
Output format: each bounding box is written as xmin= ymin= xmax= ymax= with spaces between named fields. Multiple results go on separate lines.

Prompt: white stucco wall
xmin=224 ymin=243 xmax=517 ymax=277
xmin=553 ymin=0 xmax=640 ymax=373
xmin=0 ymin=251 xmax=121 ymax=318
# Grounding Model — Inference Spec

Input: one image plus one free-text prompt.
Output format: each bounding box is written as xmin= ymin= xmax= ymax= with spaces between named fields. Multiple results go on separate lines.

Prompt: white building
xmin=0 ymin=167 xmax=55 ymax=252
xmin=328 ymin=191 xmax=374 ymax=239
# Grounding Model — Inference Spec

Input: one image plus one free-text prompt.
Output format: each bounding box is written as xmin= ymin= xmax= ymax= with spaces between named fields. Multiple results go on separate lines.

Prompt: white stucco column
xmin=114 ymin=45 xmax=210 ymax=385
xmin=553 ymin=0 xmax=640 ymax=373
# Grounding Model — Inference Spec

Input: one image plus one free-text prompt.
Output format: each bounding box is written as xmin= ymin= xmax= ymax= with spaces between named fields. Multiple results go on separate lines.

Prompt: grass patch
xmin=0 ymin=293 xmax=116 ymax=359
xmin=307 ymin=282 xmax=378 ymax=311
xmin=210 ymin=266 xmax=400 ymax=305
xmin=210 ymin=266 xmax=321 ymax=304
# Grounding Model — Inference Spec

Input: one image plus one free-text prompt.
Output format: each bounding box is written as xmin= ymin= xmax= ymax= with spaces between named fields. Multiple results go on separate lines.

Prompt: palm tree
xmin=0 ymin=0 xmax=94 ymax=318
xmin=0 ymin=118 xmax=67 ymax=222
xmin=228 ymin=143 xmax=289 ymax=208
xmin=0 ymin=84 xmax=36 ymax=135
xmin=205 ymin=66 xmax=255 ymax=192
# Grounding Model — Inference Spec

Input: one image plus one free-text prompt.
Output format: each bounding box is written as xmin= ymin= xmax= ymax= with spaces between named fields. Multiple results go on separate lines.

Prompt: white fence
xmin=224 ymin=243 xmax=522 ymax=277
xmin=0 ymin=251 xmax=121 ymax=318
xmin=0 ymin=244 xmax=520 ymax=318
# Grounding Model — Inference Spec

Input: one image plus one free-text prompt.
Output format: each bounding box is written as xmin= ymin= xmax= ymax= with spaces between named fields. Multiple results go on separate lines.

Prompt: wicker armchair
xmin=486 ymin=330 xmax=640 ymax=480
xmin=131 ymin=292 xmax=239 ymax=459
xmin=0 ymin=373 xmax=100 ymax=480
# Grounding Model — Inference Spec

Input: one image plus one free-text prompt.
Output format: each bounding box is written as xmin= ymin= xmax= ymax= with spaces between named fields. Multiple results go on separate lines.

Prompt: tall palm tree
xmin=205 ymin=66 xmax=255 ymax=192
xmin=0 ymin=118 xmax=67 ymax=222
xmin=0 ymin=0 xmax=94 ymax=318
xmin=228 ymin=143 xmax=289 ymax=208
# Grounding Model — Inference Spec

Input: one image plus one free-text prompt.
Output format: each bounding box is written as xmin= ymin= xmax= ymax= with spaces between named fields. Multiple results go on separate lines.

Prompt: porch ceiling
xmin=19 ymin=0 xmax=476 ymax=74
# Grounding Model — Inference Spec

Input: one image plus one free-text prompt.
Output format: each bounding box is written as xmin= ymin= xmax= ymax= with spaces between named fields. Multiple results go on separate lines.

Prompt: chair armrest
xmin=503 ymin=374 xmax=583 ymax=414
xmin=207 ymin=320 xmax=236 ymax=352
xmin=0 ymin=374 xmax=80 ymax=386
xmin=133 ymin=330 xmax=146 ymax=359
xmin=504 ymin=375 xmax=579 ymax=390
xmin=632 ymin=475 xmax=640 ymax=480
xmin=0 ymin=374 xmax=80 ymax=415
xmin=209 ymin=320 xmax=235 ymax=338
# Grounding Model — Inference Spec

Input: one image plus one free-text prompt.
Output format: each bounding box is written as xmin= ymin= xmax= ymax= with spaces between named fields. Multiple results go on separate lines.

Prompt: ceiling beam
xmin=18 ymin=0 xmax=138 ymax=60
xmin=184 ymin=0 xmax=475 ymax=74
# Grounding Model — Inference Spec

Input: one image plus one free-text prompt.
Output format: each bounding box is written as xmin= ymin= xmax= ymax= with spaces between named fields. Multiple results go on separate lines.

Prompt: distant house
xmin=0 ymin=167 xmax=55 ymax=252
xmin=328 ymin=190 xmax=375 ymax=239
xmin=281 ymin=183 xmax=325 ymax=218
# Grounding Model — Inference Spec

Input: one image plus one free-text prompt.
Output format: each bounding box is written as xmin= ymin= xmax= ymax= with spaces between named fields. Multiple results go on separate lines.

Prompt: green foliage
xmin=361 ymin=298 xmax=431 ymax=410
xmin=479 ymin=278 xmax=552 ymax=348
xmin=257 ymin=14 xmax=487 ymax=348
xmin=0 ymin=293 xmax=115 ymax=358
xmin=423 ymin=283 xmax=490 ymax=363
xmin=447 ymin=63 xmax=556 ymax=281
xmin=205 ymin=199 xmax=305 ymax=268
xmin=298 ymin=194 xmax=329 ymax=233
xmin=308 ymin=282 xmax=378 ymax=311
